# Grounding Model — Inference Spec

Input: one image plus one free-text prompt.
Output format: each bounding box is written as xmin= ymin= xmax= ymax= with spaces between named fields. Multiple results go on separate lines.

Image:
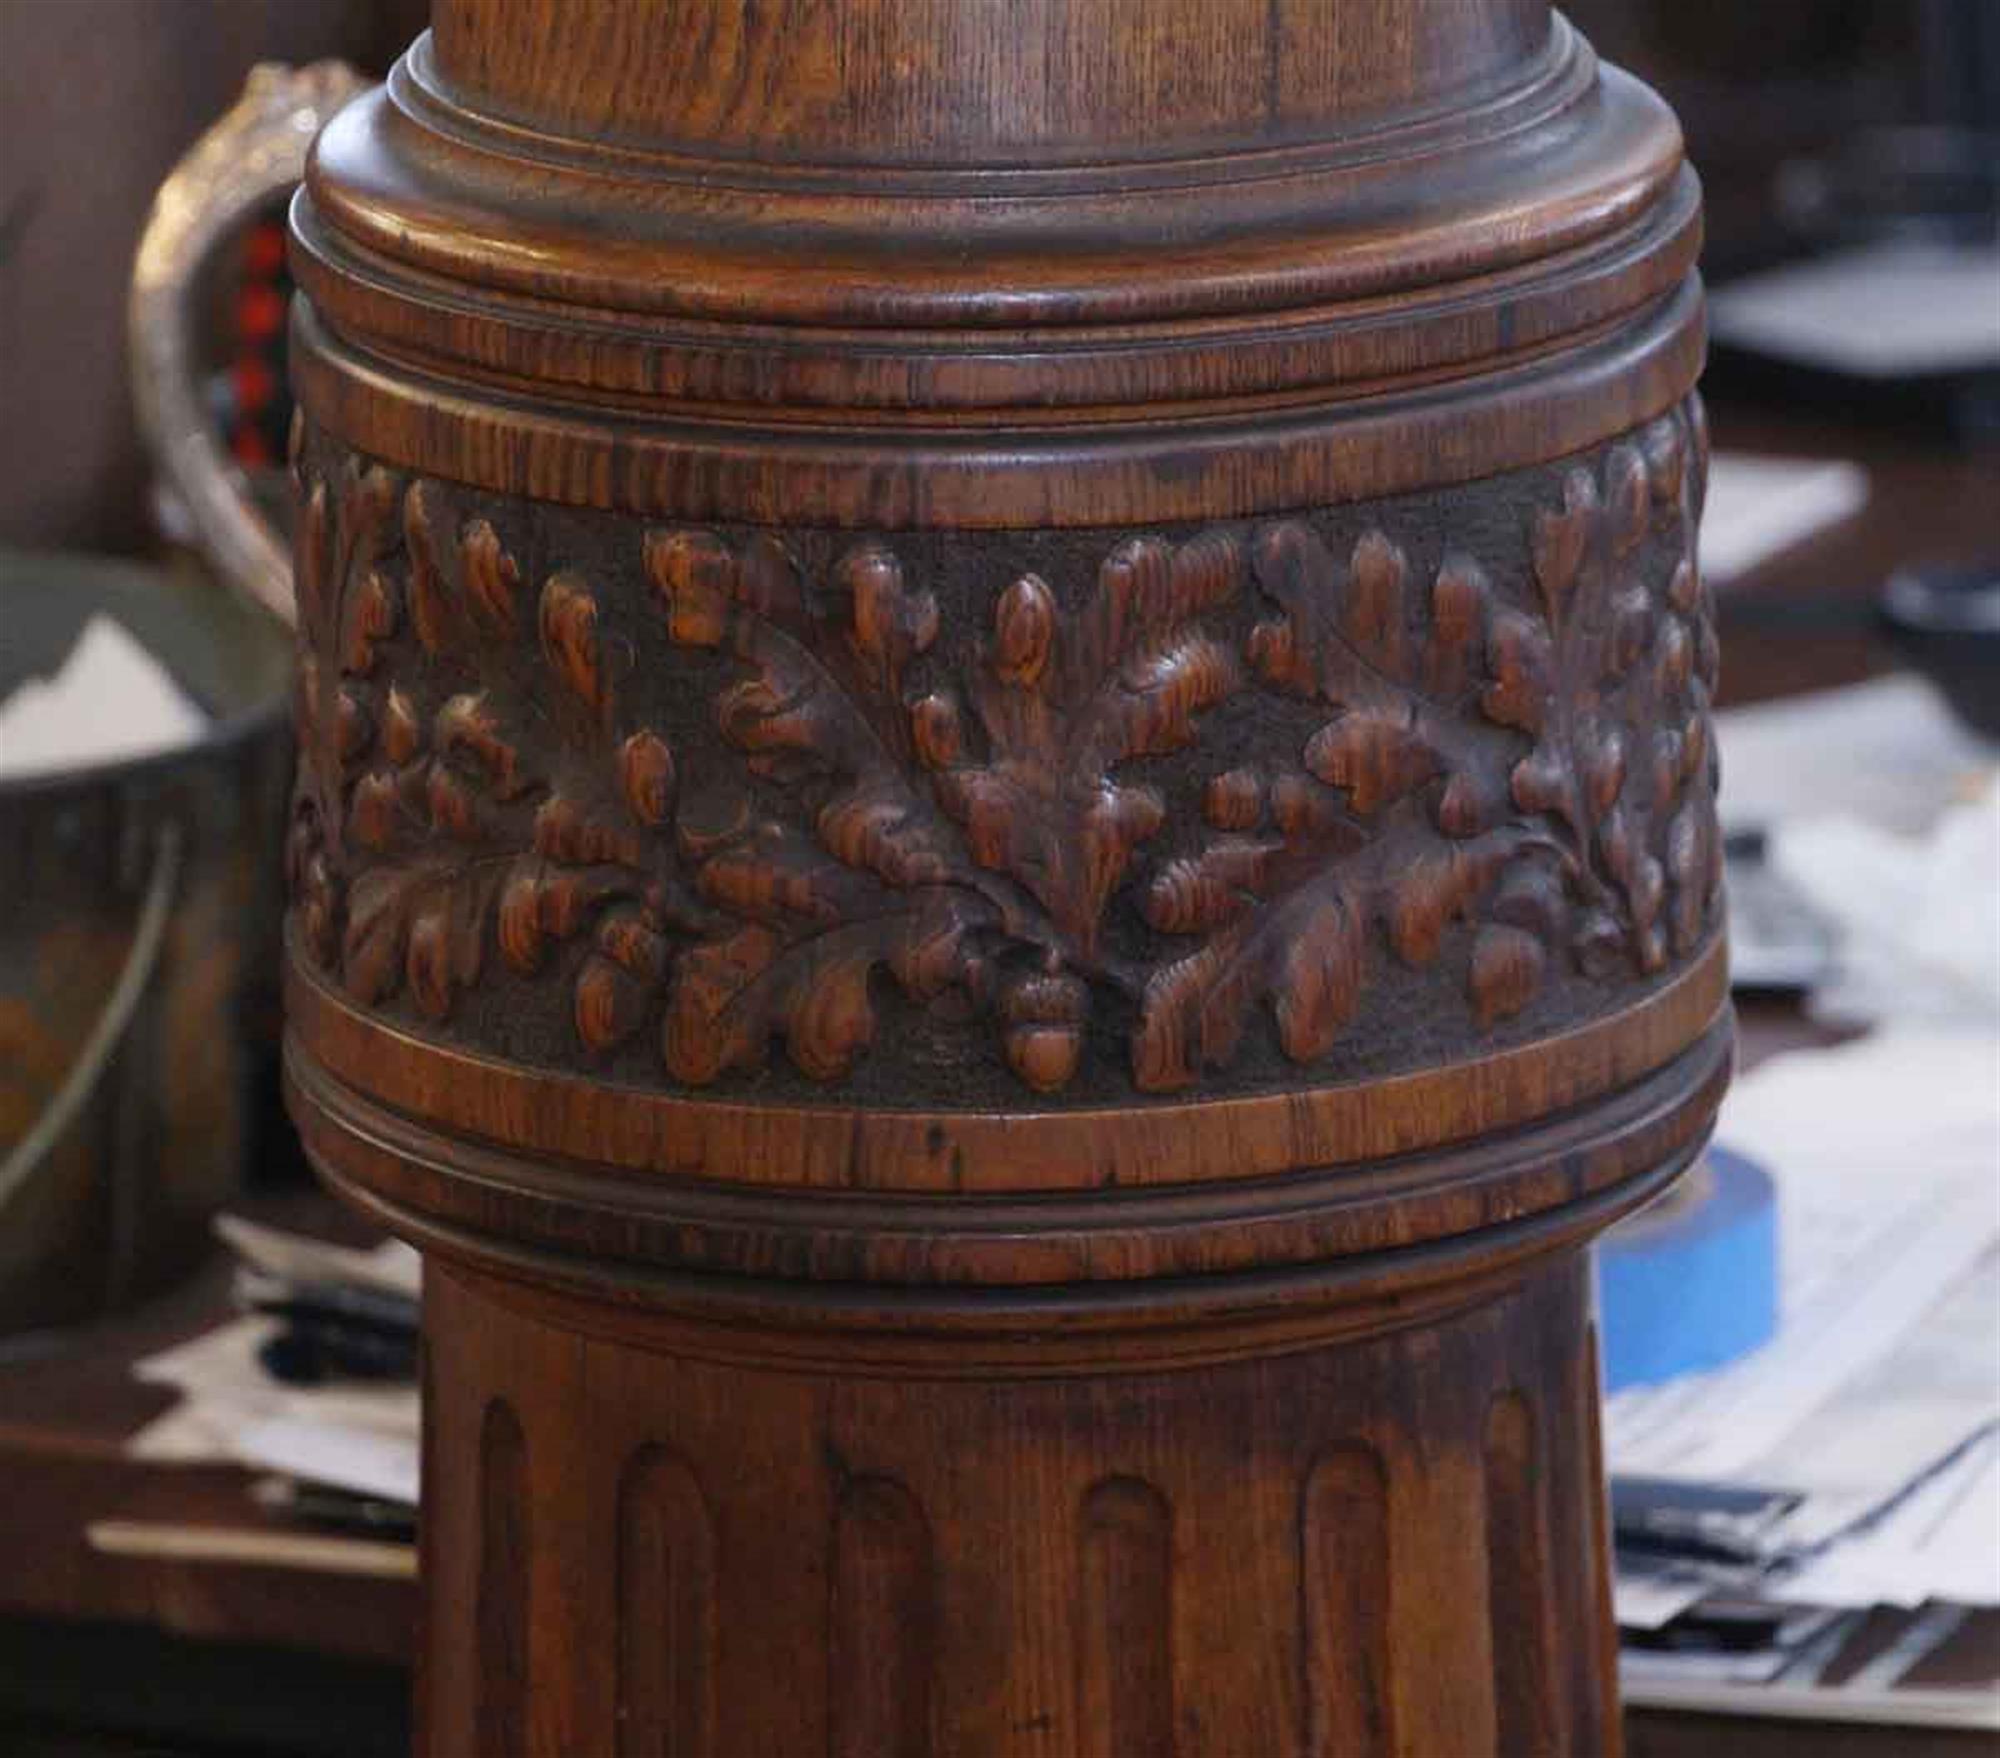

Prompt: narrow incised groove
xmin=616 ymin=1445 xmax=717 ymax=1758
xmin=1300 ymin=1442 xmax=1394 ymax=1757
xmin=830 ymin=1475 xmax=937 ymax=1758
xmin=1077 ymin=1477 xmax=1175 ymax=1758
xmin=476 ymin=1398 xmax=529 ymax=1758
xmin=1485 ymin=1390 xmax=1563 ymax=1757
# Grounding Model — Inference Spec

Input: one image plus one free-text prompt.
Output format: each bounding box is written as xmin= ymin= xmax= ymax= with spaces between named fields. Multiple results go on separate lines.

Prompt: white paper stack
xmin=0 ymin=613 xmax=208 ymax=780
xmin=130 ymin=1218 xmax=422 ymax=1508
xmin=1701 ymin=453 xmax=1870 ymax=587
xmin=1609 ymin=679 xmax=2000 ymax=1724
xmin=1609 ymin=1031 xmax=2000 ymax=1554
xmin=1710 ymin=242 xmax=2000 ymax=380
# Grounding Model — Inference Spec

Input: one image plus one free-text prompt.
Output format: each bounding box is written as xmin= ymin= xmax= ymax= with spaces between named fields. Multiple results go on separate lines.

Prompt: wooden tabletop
xmin=0 ymin=1190 xmax=411 ymax=1672
xmin=0 ymin=388 xmax=1993 ymax=1754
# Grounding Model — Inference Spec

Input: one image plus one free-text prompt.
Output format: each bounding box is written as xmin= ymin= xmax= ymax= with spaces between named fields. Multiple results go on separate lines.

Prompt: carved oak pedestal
xmin=281 ymin=1 xmax=1726 ymax=1750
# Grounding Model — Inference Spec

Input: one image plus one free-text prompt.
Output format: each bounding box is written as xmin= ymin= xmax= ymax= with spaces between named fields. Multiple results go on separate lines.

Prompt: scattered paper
xmin=1769 ymin=783 xmax=2000 ymax=1031
xmin=1702 ymin=453 xmax=1870 ymax=586
xmin=130 ymin=1314 xmax=418 ymax=1481
xmin=1617 ymin=674 xmax=1999 ymax=1660
xmin=1841 ymin=1605 xmax=1974 ymax=1692
xmin=1710 ymin=241 xmax=2000 ymax=379
xmin=127 ymin=1218 xmax=421 ymax=1506
xmin=1622 ymin=1608 xmax=1849 ymax=1688
xmin=1776 ymin=1430 xmax=2000 ymax=1612
xmin=214 ymin=1214 xmax=422 ymax=1302
xmin=1608 ymin=1033 xmax=2000 ymax=1478
xmin=1606 ymin=1031 xmax=2000 ymax=1618
xmin=231 ymin=1416 xmax=420 ymax=1508
xmin=1618 ymin=1675 xmax=2000 ymax=1731
xmin=1714 ymin=675 xmax=1993 ymax=839
xmin=1614 ymin=1556 xmax=1745 ymax=1633
xmin=0 ymin=612 xmax=208 ymax=780
xmin=1758 ymin=1253 xmax=2000 ymax=1556
xmin=86 ymin=1519 xmax=418 ymax=1581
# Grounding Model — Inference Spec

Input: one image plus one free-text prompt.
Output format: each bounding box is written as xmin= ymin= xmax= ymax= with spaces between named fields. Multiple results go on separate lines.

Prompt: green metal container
xmin=0 ymin=550 xmax=291 ymax=1335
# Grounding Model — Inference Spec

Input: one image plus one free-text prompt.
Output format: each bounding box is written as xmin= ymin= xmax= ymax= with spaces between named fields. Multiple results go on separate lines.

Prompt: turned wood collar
xmin=291 ymin=4 xmax=1700 ymax=524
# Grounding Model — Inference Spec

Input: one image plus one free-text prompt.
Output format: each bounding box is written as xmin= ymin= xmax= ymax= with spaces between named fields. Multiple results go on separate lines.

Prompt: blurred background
xmin=0 ymin=2 xmax=1995 ymax=1754
xmin=0 ymin=0 xmax=424 ymax=554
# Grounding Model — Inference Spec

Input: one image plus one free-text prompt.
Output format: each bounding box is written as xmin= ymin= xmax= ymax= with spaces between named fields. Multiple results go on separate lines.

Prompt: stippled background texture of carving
xmin=287 ymin=398 xmax=1716 ymax=1108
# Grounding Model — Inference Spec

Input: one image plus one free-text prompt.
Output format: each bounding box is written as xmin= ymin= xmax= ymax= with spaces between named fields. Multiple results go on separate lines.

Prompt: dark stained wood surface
xmin=0 ymin=764 xmax=1986 ymax=1755
xmin=428 ymin=0 xmax=1547 ymax=161
xmin=1 ymin=1 xmax=1989 ymax=1752
xmin=277 ymin=1 xmax=1731 ymax=1743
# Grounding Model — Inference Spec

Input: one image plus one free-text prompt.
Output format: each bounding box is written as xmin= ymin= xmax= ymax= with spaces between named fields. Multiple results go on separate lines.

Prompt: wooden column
xmin=282 ymin=2 xmax=1724 ymax=1750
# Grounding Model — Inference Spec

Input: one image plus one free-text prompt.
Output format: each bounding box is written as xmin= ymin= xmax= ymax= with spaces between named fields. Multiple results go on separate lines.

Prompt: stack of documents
xmin=130 ymin=1216 xmax=421 ymax=1530
xmin=1608 ymin=1031 xmax=2000 ymax=1724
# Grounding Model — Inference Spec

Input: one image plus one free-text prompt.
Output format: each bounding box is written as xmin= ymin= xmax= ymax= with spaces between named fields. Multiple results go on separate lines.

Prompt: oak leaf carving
xmin=1134 ymin=526 xmax=1524 ymax=1090
xmin=643 ymin=531 xmax=996 ymax=1083
xmin=1483 ymin=407 xmax=1720 ymax=978
xmin=910 ymin=534 xmax=1243 ymax=1083
xmin=292 ymin=398 xmax=1715 ymax=1099
xmin=295 ymin=463 xmax=688 ymax=1028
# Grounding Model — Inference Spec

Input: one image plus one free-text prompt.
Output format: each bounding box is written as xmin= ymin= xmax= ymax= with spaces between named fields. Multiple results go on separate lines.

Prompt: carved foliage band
xmin=287 ymin=398 xmax=1717 ymax=1102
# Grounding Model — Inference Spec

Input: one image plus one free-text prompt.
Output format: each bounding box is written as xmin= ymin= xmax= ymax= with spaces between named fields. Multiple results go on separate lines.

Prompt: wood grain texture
xmin=281 ymin=0 xmax=1721 ymax=1748
xmin=1487 ymin=1391 xmax=1564 ymax=1757
xmin=413 ymin=1254 xmax=1625 ymax=1757
xmin=831 ymin=1476 xmax=937 ymax=1758
xmin=1077 ymin=1478 xmax=1175 ymax=1758
xmin=474 ymin=1399 xmax=528 ymax=1758
xmin=288 ymin=7 xmax=1701 ymax=532
xmin=425 ymin=0 xmax=1545 ymax=161
xmin=1301 ymin=1446 xmax=1394 ymax=1757
xmin=615 ymin=1447 xmax=716 ymax=1758
xmin=1583 ymin=1325 xmax=1631 ymax=1758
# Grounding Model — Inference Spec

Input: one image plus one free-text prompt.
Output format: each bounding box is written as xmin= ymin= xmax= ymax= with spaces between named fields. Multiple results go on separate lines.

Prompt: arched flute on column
xmin=279 ymin=0 xmax=1727 ymax=1750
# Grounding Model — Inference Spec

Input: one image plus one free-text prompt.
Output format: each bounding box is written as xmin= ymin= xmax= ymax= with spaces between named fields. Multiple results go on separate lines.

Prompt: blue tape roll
xmin=1595 ymin=1145 xmax=1779 ymax=1394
